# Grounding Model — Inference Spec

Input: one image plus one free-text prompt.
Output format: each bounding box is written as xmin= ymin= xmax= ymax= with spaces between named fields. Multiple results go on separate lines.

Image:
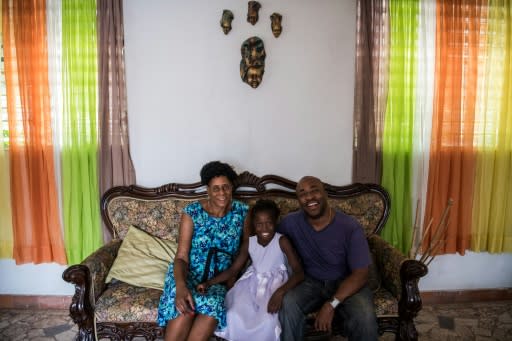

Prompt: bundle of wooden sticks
xmin=410 ymin=198 xmax=454 ymax=266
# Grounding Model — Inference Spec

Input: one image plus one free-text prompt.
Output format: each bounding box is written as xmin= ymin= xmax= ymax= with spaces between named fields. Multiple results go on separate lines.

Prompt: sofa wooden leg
xmin=76 ymin=327 xmax=95 ymax=341
xmin=396 ymin=319 xmax=419 ymax=341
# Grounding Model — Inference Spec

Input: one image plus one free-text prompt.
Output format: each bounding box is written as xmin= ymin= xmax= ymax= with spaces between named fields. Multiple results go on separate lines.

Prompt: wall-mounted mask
xmin=270 ymin=13 xmax=282 ymax=38
xmin=240 ymin=37 xmax=266 ymax=88
xmin=247 ymin=1 xmax=261 ymax=25
xmin=220 ymin=10 xmax=234 ymax=35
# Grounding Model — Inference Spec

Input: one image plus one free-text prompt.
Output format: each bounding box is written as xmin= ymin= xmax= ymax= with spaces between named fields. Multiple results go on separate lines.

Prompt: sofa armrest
xmin=368 ymin=234 xmax=428 ymax=298
xmin=62 ymin=240 xmax=122 ymax=341
xmin=368 ymin=234 xmax=428 ymax=340
xmin=81 ymin=240 xmax=122 ymax=301
xmin=398 ymin=259 xmax=428 ymax=340
xmin=367 ymin=234 xmax=405 ymax=298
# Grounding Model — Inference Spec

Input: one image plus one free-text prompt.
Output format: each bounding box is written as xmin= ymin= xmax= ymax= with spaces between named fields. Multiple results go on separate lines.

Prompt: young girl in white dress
xmin=196 ymin=199 xmax=304 ymax=341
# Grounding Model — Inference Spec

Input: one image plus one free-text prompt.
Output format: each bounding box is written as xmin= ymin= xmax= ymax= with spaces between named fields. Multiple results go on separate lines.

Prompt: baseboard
xmin=0 ymin=295 xmax=72 ymax=309
xmin=421 ymin=288 xmax=512 ymax=304
xmin=1 ymin=289 xmax=511 ymax=310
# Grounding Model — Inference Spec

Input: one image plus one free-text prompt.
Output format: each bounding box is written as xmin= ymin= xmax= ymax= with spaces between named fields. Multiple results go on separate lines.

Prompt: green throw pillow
xmin=106 ymin=225 xmax=177 ymax=290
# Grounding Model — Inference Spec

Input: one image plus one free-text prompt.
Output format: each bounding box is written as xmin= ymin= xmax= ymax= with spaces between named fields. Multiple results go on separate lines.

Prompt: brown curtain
xmin=97 ymin=0 xmax=136 ymax=243
xmin=3 ymin=0 xmax=66 ymax=264
xmin=352 ymin=0 xmax=389 ymax=184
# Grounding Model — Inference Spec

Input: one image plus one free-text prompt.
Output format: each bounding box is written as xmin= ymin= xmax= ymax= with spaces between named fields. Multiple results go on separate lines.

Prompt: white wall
xmin=0 ymin=0 xmax=511 ymax=296
xmin=126 ymin=0 xmax=354 ymax=186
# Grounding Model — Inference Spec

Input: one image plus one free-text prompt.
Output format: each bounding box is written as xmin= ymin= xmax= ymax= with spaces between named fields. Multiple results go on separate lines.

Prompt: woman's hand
xmin=175 ymin=284 xmax=195 ymax=315
xmin=267 ymin=288 xmax=285 ymax=313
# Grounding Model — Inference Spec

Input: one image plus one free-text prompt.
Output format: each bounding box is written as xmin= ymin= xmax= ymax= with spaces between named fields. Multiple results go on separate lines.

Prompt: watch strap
xmin=329 ymin=297 xmax=341 ymax=309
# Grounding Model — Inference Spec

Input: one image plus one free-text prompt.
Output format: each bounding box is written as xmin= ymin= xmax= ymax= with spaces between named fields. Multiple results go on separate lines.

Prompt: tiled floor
xmin=0 ymin=301 xmax=511 ymax=340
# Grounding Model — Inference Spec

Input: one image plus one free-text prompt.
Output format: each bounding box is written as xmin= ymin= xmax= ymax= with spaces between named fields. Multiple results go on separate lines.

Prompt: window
xmin=1 ymin=42 xmax=8 ymax=149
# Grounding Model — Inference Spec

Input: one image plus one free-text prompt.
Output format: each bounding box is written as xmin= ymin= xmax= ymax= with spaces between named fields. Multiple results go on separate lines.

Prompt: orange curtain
xmin=2 ymin=0 xmax=66 ymax=264
xmin=422 ymin=0 xmax=483 ymax=255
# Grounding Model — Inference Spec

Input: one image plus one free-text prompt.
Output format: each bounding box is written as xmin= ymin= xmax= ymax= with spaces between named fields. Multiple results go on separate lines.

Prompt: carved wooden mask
xmin=270 ymin=13 xmax=282 ymax=38
xmin=220 ymin=10 xmax=234 ymax=35
xmin=240 ymin=37 xmax=266 ymax=88
xmin=247 ymin=1 xmax=261 ymax=25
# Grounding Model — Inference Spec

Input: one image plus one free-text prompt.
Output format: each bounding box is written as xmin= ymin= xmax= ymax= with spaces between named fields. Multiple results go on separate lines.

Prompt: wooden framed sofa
xmin=62 ymin=171 xmax=428 ymax=340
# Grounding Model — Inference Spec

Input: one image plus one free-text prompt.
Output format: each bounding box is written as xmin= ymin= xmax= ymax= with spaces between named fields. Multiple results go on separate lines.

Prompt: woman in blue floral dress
xmin=157 ymin=161 xmax=249 ymax=341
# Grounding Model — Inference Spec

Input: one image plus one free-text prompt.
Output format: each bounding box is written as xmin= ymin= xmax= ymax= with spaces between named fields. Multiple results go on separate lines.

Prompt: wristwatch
xmin=329 ymin=297 xmax=341 ymax=309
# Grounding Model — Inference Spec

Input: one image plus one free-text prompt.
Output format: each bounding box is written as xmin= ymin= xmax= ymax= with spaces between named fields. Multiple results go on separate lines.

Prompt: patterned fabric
xmin=373 ymin=287 xmax=398 ymax=316
xmin=106 ymin=192 xmax=384 ymax=243
xmin=157 ymin=200 xmax=249 ymax=329
xmin=368 ymin=234 xmax=405 ymax=299
xmin=95 ymin=280 xmax=161 ymax=322
xmin=97 ymin=189 xmax=400 ymax=328
xmin=94 ymin=281 xmax=397 ymax=324
xmin=82 ymin=240 xmax=121 ymax=302
xmin=107 ymin=197 xmax=195 ymax=241
xmin=245 ymin=194 xmax=384 ymax=235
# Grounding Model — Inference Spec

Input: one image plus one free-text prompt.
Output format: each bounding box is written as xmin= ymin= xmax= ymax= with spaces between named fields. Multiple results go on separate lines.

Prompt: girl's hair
xmin=200 ymin=161 xmax=238 ymax=186
xmin=250 ymin=199 xmax=280 ymax=224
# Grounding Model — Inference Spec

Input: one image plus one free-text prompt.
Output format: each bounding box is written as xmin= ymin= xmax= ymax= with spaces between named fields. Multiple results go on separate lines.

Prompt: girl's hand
xmin=196 ymin=282 xmax=209 ymax=294
xmin=267 ymin=289 xmax=284 ymax=313
xmin=175 ymin=285 xmax=195 ymax=315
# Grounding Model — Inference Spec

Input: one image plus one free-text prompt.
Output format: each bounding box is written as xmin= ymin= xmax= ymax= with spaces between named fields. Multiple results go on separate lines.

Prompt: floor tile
xmin=0 ymin=301 xmax=511 ymax=340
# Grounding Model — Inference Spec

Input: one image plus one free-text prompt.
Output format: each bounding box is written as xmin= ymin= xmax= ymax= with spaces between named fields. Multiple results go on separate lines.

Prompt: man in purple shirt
xmin=277 ymin=176 xmax=378 ymax=341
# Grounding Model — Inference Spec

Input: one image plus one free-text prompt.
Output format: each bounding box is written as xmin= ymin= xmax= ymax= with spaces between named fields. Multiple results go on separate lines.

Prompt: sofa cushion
xmin=106 ymin=225 xmax=177 ymax=290
xmin=95 ymin=282 xmax=397 ymax=325
xmin=105 ymin=192 xmax=386 ymax=242
xmin=107 ymin=197 xmax=194 ymax=240
xmin=373 ymin=287 xmax=398 ymax=316
xmin=95 ymin=281 xmax=162 ymax=323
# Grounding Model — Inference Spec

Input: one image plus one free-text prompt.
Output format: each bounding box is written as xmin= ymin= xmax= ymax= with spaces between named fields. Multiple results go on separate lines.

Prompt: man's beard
xmin=306 ymin=202 xmax=327 ymax=220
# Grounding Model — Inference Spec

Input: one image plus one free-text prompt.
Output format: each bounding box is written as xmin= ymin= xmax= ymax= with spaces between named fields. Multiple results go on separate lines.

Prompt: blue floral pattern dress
xmin=157 ymin=200 xmax=248 ymax=329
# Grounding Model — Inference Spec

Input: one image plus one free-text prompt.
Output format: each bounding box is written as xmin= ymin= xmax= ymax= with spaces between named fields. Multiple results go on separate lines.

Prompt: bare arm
xmin=196 ymin=214 xmax=251 ymax=292
xmin=173 ymin=213 xmax=195 ymax=314
xmin=196 ymin=237 xmax=249 ymax=292
xmin=314 ymin=267 xmax=368 ymax=331
xmin=332 ymin=267 xmax=368 ymax=302
xmin=267 ymin=235 xmax=305 ymax=313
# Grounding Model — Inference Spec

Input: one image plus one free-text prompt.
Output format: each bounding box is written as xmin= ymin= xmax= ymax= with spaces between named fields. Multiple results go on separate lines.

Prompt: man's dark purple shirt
xmin=278 ymin=210 xmax=371 ymax=281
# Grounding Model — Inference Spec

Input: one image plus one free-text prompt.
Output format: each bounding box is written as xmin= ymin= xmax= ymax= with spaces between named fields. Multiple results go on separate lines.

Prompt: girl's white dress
xmin=215 ymin=232 xmax=289 ymax=341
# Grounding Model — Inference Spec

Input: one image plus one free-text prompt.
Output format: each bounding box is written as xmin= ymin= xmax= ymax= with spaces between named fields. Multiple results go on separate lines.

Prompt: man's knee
xmin=282 ymin=286 xmax=303 ymax=309
xmin=342 ymin=288 xmax=378 ymax=340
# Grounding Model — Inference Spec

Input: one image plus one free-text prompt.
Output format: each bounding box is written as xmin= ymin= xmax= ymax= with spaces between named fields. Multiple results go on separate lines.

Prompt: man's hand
xmin=314 ymin=302 xmax=335 ymax=332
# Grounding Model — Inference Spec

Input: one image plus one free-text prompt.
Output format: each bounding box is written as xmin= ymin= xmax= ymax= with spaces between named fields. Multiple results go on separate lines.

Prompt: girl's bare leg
xmin=164 ymin=314 xmax=194 ymax=341
xmin=187 ymin=314 xmax=218 ymax=341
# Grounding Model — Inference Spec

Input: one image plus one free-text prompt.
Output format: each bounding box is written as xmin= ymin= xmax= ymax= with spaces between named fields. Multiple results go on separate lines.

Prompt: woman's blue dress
xmin=157 ymin=200 xmax=248 ymax=329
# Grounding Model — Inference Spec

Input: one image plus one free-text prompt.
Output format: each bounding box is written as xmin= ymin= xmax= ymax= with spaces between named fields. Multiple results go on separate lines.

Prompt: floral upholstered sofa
xmin=62 ymin=171 xmax=428 ymax=341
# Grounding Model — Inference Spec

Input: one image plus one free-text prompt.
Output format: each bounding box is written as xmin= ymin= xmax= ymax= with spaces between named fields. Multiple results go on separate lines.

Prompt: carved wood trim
xmin=398 ymin=260 xmax=429 ymax=341
xmin=97 ymin=322 xmax=164 ymax=341
xmin=101 ymin=171 xmax=391 ymax=237
xmin=62 ymin=265 xmax=95 ymax=341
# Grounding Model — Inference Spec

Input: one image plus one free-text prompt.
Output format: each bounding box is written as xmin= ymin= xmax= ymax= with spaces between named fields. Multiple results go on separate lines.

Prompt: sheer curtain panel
xmin=2 ymin=0 xmax=66 ymax=264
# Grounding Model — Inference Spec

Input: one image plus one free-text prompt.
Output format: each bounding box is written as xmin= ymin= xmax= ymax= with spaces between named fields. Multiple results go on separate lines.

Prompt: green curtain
xmin=380 ymin=0 xmax=419 ymax=254
xmin=62 ymin=0 xmax=102 ymax=264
